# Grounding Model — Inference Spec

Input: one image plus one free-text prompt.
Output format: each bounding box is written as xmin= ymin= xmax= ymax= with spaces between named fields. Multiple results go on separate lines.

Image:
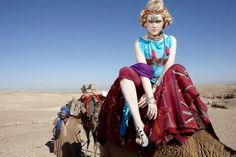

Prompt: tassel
xmin=166 ymin=47 xmax=170 ymax=56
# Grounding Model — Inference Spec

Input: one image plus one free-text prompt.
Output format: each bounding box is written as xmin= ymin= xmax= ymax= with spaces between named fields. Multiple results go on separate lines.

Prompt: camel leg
xmin=84 ymin=128 xmax=90 ymax=156
xmin=99 ymin=143 xmax=109 ymax=157
xmin=93 ymin=142 xmax=98 ymax=157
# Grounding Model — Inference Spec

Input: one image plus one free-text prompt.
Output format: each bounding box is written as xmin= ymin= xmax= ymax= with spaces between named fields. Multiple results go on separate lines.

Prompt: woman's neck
xmin=147 ymin=32 xmax=163 ymax=41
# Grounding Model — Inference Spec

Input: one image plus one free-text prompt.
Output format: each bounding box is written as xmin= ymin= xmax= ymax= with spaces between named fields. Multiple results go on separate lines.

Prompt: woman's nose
xmin=153 ymin=23 xmax=157 ymax=27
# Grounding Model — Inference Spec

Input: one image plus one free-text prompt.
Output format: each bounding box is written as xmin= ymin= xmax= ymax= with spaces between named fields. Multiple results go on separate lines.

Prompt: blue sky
xmin=0 ymin=0 xmax=236 ymax=91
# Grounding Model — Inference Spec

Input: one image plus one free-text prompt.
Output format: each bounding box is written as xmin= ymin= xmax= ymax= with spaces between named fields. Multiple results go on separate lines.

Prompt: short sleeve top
xmin=138 ymin=34 xmax=173 ymax=83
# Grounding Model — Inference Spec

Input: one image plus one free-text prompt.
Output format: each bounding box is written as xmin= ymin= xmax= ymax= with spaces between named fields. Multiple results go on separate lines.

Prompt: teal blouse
xmin=138 ymin=34 xmax=173 ymax=83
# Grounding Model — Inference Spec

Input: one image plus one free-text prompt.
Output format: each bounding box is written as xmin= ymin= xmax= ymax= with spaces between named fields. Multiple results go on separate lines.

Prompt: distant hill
xmin=197 ymin=83 xmax=236 ymax=109
xmin=197 ymin=83 xmax=236 ymax=98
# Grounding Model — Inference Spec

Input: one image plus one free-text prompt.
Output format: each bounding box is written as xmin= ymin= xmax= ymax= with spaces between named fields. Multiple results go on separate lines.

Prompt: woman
xmin=98 ymin=0 xmax=211 ymax=150
xmin=119 ymin=0 xmax=176 ymax=147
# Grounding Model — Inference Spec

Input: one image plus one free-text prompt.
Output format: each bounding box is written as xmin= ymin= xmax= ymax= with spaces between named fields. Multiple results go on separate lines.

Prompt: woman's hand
xmin=138 ymin=95 xmax=157 ymax=119
xmin=138 ymin=95 xmax=147 ymax=108
xmin=146 ymin=97 xmax=157 ymax=120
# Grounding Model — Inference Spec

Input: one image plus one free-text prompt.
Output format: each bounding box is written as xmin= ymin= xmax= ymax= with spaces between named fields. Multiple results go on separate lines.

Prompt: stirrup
xmin=135 ymin=127 xmax=149 ymax=147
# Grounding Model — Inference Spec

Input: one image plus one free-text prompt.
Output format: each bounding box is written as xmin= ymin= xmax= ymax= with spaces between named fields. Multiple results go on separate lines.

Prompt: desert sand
xmin=0 ymin=84 xmax=235 ymax=157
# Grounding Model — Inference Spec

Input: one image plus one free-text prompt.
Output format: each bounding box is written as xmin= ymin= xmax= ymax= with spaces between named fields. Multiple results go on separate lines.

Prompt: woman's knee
xmin=119 ymin=66 xmax=133 ymax=81
xmin=119 ymin=66 xmax=142 ymax=87
xmin=171 ymin=64 xmax=186 ymax=72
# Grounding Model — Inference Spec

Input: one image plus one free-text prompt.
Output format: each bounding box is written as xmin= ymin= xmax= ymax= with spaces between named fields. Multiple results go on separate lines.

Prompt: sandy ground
xmin=0 ymin=84 xmax=235 ymax=157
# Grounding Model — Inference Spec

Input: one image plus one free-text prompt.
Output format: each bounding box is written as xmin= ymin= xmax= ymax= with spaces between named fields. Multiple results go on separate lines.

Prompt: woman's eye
xmin=148 ymin=20 xmax=161 ymax=23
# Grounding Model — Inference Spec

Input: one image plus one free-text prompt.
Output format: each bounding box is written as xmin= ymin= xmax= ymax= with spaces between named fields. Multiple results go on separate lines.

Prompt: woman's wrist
xmin=152 ymin=84 xmax=159 ymax=92
xmin=147 ymin=96 xmax=156 ymax=104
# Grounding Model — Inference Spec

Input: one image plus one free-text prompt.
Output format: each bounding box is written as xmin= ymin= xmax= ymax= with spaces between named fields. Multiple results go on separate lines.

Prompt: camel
xmin=96 ymin=64 xmax=236 ymax=157
xmin=66 ymin=95 xmax=236 ymax=157
xmin=99 ymin=129 xmax=236 ymax=157
xmin=67 ymin=93 xmax=104 ymax=157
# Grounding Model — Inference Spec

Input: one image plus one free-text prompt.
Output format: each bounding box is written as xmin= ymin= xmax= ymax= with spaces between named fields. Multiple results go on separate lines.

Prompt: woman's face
xmin=146 ymin=14 xmax=164 ymax=36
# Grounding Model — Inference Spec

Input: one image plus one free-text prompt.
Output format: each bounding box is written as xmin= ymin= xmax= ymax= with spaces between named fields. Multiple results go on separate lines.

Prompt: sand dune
xmin=0 ymin=84 xmax=235 ymax=157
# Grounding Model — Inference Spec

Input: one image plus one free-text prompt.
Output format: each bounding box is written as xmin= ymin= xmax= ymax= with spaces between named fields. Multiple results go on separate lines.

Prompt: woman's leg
xmin=119 ymin=67 xmax=148 ymax=146
xmin=120 ymin=79 xmax=143 ymax=127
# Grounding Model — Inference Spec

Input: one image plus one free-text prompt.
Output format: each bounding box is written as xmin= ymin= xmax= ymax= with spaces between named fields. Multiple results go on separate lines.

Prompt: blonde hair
xmin=139 ymin=0 xmax=173 ymax=28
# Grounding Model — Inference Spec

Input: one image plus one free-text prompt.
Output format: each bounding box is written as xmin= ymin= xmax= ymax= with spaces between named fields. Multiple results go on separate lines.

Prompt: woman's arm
xmin=156 ymin=35 xmax=177 ymax=86
xmin=134 ymin=39 xmax=157 ymax=119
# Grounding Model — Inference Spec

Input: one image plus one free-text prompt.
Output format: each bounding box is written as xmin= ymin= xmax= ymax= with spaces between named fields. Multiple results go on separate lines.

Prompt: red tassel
xmin=166 ymin=47 xmax=170 ymax=56
xmin=152 ymin=50 xmax=157 ymax=58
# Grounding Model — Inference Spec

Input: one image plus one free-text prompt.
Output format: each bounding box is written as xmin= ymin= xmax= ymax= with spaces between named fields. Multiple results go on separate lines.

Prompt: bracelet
xmin=147 ymin=96 xmax=155 ymax=104
xmin=152 ymin=84 xmax=159 ymax=92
